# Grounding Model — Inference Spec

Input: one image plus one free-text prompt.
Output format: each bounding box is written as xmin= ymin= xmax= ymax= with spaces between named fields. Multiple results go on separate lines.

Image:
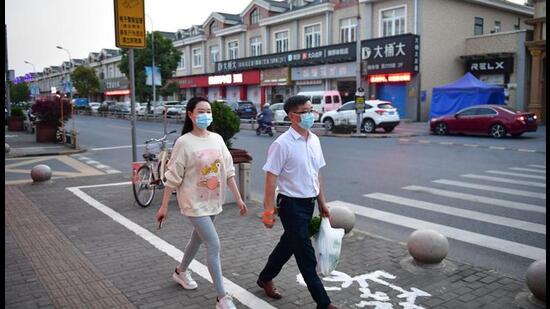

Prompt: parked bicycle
xmin=132 ymin=129 xmax=177 ymax=207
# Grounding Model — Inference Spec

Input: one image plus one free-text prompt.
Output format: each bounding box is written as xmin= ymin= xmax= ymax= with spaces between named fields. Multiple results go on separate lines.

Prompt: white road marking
xmin=518 ymin=149 xmax=537 ymax=153
xmin=509 ymin=167 xmax=546 ymax=174
xmin=91 ymin=144 xmax=146 ymax=151
xmin=461 ymin=174 xmax=546 ymax=188
xmin=433 ymin=179 xmax=546 ymax=200
xmin=363 ymin=193 xmax=545 ymax=234
xmin=486 ymin=170 xmax=546 ymax=180
xmin=528 ymin=165 xmax=546 ymax=169
xmin=439 ymin=142 xmax=454 ymax=145
xmin=67 ymin=183 xmax=275 ymax=309
xmin=403 ymin=185 xmax=545 ymax=214
xmin=489 ymin=146 xmax=506 ymax=150
xmin=463 ymin=144 xmax=479 ymax=147
xmin=328 ymin=200 xmax=546 ymax=260
xmin=418 ymin=140 xmax=430 ymax=144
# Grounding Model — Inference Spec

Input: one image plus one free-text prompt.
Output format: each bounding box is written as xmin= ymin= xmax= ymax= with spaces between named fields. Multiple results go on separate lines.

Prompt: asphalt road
xmin=67 ymin=115 xmax=547 ymax=280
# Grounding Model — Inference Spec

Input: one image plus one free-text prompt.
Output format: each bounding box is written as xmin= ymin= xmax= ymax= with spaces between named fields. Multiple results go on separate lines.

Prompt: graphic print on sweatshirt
xmin=193 ymin=148 xmax=223 ymax=203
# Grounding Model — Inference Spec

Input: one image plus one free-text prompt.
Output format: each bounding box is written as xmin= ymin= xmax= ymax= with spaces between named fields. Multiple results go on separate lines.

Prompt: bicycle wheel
xmin=133 ymin=164 xmax=156 ymax=207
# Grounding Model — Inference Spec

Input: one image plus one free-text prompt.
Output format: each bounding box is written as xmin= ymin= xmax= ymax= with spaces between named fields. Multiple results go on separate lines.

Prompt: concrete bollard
xmin=329 ymin=205 xmax=356 ymax=234
xmin=238 ymin=163 xmax=251 ymax=203
xmin=5 ymin=143 xmax=10 ymax=154
xmin=407 ymin=229 xmax=449 ymax=264
xmin=30 ymin=164 xmax=52 ymax=182
xmin=526 ymin=259 xmax=546 ymax=303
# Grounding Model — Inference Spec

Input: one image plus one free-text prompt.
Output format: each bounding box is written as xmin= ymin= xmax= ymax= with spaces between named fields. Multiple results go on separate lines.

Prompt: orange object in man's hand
xmin=262 ymin=210 xmax=276 ymax=228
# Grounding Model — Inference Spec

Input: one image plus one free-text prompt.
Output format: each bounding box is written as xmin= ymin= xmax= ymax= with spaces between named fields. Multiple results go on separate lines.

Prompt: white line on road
xmin=439 ymin=142 xmax=454 ymax=145
xmin=486 ymin=170 xmax=546 ymax=180
xmin=418 ymin=140 xmax=431 ymax=144
xmin=518 ymin=149 xmax=537 ymax=153
xmin=363 ymin=193 xmax=545 ymax=234
xmin=433 ymin=179 xmax=546 ymax=200
xmin=528 ymin=165 xmax=546 ymax=169
xmin=489 ymin=146 xmax=506 ymax=150
xmin=463 ymin=144 xmax=479 ymax=147
xmin=403 ymin=185 xmax=545 ymax=214
xmin=461 ymin=174 xmax=546 ymax=188
xmin=509 ymin=167 xmax=546 ymax=174
xmin=328 ymin=200 xmax=546 ymax=260
xmin=91 ymin=144 xmax=146 ymax=151
xmin=67 ymin=183 xmax=275 ymax=309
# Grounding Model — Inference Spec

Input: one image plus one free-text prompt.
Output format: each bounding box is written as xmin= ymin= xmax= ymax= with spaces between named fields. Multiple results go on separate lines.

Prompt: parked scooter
xmin=256 ymin=114 xmax=274 ymax=137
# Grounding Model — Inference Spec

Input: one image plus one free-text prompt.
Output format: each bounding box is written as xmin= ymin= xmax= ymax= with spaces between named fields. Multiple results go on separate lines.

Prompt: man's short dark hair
xmin=283 ymin=95 xmax=310 ymax=114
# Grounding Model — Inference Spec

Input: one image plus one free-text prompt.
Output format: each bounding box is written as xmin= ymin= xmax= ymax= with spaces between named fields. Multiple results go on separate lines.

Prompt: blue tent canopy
xmin=430 ymin=72 xmax=505 ymax=119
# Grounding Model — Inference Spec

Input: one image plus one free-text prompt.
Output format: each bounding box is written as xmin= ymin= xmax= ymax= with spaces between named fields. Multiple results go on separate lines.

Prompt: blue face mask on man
xmin=195 ymin=113 xmax=213 ymax=129
xmin=298 ymin=112 xmax=315 ymax=130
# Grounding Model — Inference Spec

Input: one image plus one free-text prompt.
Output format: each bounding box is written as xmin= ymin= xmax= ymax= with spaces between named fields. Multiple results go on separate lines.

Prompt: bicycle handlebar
xmin=145 ymin=130 xmax=178 ymax=144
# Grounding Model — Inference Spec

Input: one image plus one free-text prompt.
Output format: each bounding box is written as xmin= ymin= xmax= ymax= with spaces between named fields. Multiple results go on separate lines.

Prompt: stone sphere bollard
xmin=407 ymin=229 xmax=449 ymax=264
xmin=526 ymin=259 xmax=546 ymax=303
xmin=329 ymin=205 xmax=356 ymax=234
xmin=5 ymin=143 xmax=10 ymax=154
xmin=30 ymin=164 xmax=52 ymax=182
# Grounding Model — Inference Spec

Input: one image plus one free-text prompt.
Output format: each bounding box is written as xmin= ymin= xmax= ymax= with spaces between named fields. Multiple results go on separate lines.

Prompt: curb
xmin=326 ymin=132 xmax=425 ymax=138
xmin=5 ymin=147 xmax=87 ymax=158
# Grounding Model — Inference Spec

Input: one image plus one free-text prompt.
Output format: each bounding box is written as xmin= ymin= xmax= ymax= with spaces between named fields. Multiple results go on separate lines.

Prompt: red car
xmin=430 ymin=105 xmax=538 ymax=138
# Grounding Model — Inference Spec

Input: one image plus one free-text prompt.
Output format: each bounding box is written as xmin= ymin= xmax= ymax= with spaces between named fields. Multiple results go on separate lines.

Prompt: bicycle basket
xmin=145 ymin=142 xmax=161 ymax=155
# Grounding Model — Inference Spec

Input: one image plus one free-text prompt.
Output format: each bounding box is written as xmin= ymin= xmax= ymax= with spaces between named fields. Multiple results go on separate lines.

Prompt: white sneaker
xmin=172 ymin=268 xmax=198 ymax=290
xmin=216 ymin=294 xmax=237 ymax=309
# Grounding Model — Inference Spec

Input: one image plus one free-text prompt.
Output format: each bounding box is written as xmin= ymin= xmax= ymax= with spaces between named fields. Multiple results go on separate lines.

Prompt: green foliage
xmin=160 ymin=82 xmax=180 ymax=97
xmin=10 ymin=82 xmax=30 ymax=103
xmin=31 ymin=96 xmax=72 ymax=125
xmin=71 ymin=66 xmax=100 ymax=99
xmin=10 ymin=107 xmax=25 ymax=117
xmin=308 ymin=215 xmax=321 ymax=238
xmin=118 ymin=31 xmax=182 ymax=102
xmin=211 ymin=101 xmax=240 ymax=148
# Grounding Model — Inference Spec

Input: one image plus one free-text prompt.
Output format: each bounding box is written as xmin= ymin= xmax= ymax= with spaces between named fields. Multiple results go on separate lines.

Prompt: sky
xmin=6 ymin=0 xmax=528 ymax=77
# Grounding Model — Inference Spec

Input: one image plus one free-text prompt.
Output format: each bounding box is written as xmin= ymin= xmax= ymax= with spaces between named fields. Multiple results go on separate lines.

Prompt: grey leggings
xmin=179 ymin=215 xmax=225 ymax=296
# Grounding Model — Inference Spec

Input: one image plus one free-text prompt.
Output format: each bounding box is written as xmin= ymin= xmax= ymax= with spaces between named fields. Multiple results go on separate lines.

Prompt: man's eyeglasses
xmin=292 ymin=110 xmax=312 ymax=115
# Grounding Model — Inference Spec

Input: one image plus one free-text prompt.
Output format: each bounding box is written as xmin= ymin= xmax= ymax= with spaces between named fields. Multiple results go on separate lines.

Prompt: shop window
xmin=340 ymin=18 xmax=356 ymax=43
xmin=380 ymin=6 xmax=405 ymax=37
xmin=304 ymin=24 xmax=321 ymax=48
xmin=474 ymin=17 xmax=484 ymax=35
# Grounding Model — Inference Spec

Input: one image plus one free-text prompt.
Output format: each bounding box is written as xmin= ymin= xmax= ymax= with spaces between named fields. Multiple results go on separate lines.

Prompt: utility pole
xmin=5 ymin=24 xmax=11 ymax=117
xmin=129 ymin=49 xmax=137 ymax=162
xmin=353 ymin=2 xmax=365 ymax=136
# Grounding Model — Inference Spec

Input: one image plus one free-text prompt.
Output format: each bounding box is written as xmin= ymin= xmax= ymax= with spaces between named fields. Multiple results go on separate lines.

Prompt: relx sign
xmin=466 ymin=58 xmax=514 ymax=75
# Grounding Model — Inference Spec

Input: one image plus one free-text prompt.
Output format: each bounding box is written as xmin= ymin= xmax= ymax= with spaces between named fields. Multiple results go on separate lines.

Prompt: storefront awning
xmin=105 ymin=89 xmax=130 ymax=96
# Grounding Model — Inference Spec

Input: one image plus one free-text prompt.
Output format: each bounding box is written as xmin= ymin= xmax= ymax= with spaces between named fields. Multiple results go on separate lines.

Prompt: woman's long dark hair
xmin=181 ymin=96 xmax=212 ymax=135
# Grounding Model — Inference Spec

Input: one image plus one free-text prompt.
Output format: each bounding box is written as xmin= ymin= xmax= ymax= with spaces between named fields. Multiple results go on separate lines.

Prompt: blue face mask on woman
xmin=195 ymin=113 xmax=213 ymax=129
xmin=298 ymin=112 xmax=315 ymax=130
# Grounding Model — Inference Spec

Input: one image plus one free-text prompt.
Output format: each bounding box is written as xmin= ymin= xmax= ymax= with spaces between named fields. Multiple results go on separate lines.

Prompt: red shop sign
xmin=208 ymin=70 xmax=260 ymax=86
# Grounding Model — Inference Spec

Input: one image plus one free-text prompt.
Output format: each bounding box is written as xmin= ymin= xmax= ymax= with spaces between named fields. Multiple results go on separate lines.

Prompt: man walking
xmin=257 ymin=95 xmax=339 ymax=309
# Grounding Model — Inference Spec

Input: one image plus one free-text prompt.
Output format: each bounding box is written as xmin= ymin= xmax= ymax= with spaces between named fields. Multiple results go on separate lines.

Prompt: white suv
xmin=321 ymin=100 xmax=400 ymax=133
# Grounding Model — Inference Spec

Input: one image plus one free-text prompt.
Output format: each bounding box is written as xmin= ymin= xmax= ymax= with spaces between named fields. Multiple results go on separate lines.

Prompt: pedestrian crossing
xmin=329 ymin=163 xmax=546 ymax=261
xmin=71 ymin=155 xmax=121 ymax=174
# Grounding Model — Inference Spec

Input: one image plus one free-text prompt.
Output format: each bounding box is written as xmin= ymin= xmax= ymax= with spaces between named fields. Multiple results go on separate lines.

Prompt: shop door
xmin=377 ymin=83 xmax=407 ymax=118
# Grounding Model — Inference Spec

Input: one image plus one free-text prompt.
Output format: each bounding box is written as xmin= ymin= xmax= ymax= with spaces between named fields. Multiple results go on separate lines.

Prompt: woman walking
xmin=156 ymin=96 xmax=247 ymax=309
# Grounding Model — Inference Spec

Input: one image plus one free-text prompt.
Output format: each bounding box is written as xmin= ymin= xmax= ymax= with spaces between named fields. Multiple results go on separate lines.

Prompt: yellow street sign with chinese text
xmin=114 ymin=0 xmax=146 ymax=49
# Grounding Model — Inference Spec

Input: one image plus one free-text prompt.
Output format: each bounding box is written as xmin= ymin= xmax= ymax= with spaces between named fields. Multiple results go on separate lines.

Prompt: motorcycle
xmin=256 ymin=114 xmax=274 ymax=137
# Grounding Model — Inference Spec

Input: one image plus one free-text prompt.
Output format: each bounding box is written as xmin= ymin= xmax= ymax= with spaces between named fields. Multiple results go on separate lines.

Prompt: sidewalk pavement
xmin=5 ymin=172 xmax=535 ymax=309
xmin=5 ymin=130 xmax=85 ymax=158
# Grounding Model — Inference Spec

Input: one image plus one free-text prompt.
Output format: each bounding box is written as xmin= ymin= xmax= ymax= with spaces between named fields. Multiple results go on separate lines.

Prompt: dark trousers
xmin=259 ymin=194 xmax=331 ymax=309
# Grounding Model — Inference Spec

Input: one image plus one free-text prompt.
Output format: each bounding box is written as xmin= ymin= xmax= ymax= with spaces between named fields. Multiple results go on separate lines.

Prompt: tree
xmin=119 ymin=31 xmax=182 ymax=102
xmin=160 ymin=82 xmax=180 ymax=98
xmin=71 ymin=66 xmax=100 ymax=100
xmin=10 ymin=81 xmax=30 ymax=103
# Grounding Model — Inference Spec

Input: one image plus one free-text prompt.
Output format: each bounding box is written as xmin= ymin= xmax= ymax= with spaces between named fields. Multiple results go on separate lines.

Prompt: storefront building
xmin=102 ymin=77 xmax=130 ymax=102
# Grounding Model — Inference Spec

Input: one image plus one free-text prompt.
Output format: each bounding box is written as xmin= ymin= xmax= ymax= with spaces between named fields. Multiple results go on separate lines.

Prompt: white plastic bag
xmin=312 ymin=217 xmax=345 ymax=276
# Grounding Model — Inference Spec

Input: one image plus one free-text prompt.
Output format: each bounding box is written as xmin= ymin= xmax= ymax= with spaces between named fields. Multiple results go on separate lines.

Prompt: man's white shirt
xmin=263 ymin=127 xmax=326 ymax=198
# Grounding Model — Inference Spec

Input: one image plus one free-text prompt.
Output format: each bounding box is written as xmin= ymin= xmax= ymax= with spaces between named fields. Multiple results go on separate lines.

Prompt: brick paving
xmin=5 ymin=173 xmax=536 ymax=309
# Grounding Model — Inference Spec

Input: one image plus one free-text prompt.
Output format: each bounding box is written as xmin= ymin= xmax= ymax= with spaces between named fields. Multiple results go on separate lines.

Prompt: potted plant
xmin=211 ymin=101 xmax=252 ymax=163
xmin=7 ymin=107 xmax=25 ymax=131
xmin=31 ymin=96 xmax=72 ymax=142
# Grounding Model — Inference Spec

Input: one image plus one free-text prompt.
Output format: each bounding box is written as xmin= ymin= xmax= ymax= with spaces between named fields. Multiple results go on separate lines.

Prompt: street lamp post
xmin=24 ymin=60 xmax=37 ymax=99
xmin=56 ymin=45 xmax=73 ymax=146
xmin=146 ymin=14 xmax=163 ymax=135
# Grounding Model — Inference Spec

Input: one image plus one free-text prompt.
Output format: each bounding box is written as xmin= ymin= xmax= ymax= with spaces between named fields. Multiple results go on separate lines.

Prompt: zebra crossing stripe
xmin=509 ymin=167 xmax=546 ymax=174
xmin=528 ymin=165 xmax=546 ymax=169
xmin=486 ymin=170 xmax=546 ymax=180
xmin=403 ymin=185 xmax=545 ymax=214
xmin=433 ymin=179 xmax=546 ymax=200
xmin=328 ymin=200 xmax=546 ymax=260
xmin=461 ymin=174 xmax=546 ymax=188
xmin=363 ymin=193 xmax=545 ymax=234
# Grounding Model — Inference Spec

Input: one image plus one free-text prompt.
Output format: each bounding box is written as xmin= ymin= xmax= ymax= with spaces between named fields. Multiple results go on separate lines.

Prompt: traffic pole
xmin=129 ymin=49 xmax=137 ymax=162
